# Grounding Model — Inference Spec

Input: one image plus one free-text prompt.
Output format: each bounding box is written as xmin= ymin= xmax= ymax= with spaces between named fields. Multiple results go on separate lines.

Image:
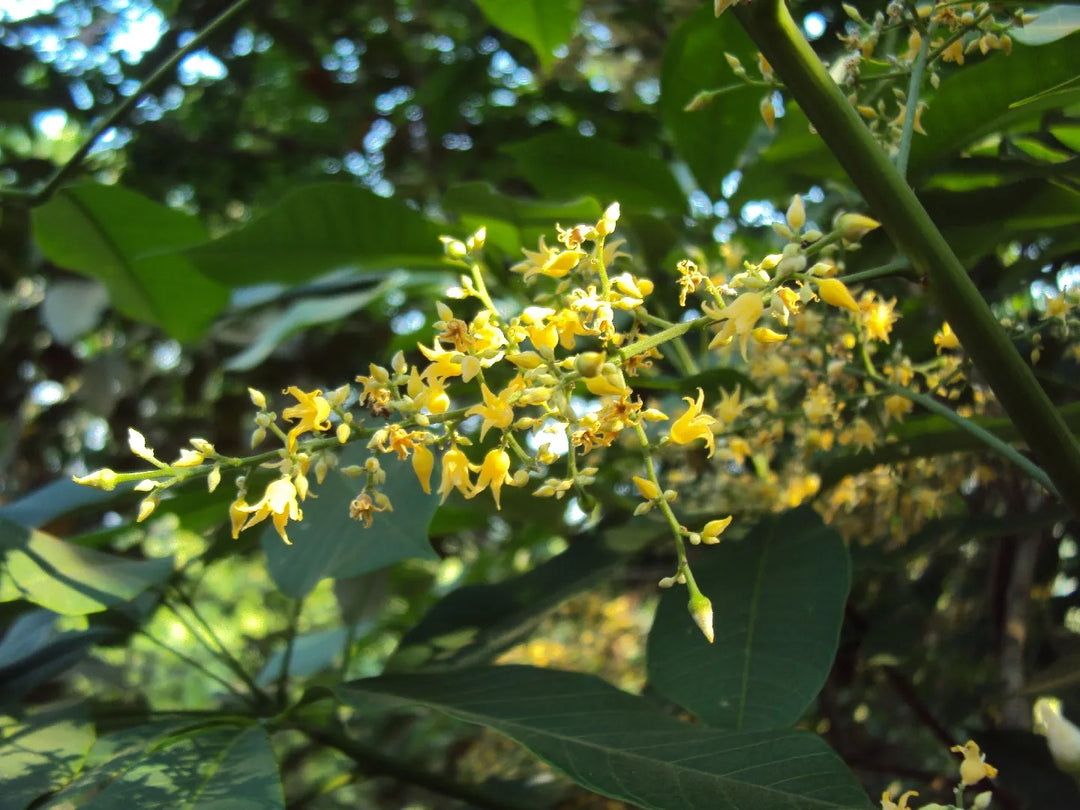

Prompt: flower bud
xmin=835 ymin=212 xmax=881 ymax=241
xmin=689 ymin=591 xmax=715 ymax=643
xmin=1036 ymin=698 xmax=1080 ymax=776
xmin=72 ymin=468 xmax=120 ymax=491
xmin=248 ymin=387 xmax=267 ymax=410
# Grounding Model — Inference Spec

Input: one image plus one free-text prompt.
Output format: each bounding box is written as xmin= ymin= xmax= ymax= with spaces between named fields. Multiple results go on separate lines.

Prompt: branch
xmin=733 ymin=0 xmax=1080 ymax=516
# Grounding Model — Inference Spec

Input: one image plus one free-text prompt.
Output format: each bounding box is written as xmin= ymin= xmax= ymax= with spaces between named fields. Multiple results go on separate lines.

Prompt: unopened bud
xmin=137 ymin=493 xmax=160 ymax=523
xmin=1036 ymin=698 xmax=1080 ymax=776
xmin=835 ymin=212 xmax=881 ymax=241
xmin=689 ymin=591 xmax=715 ymax=643
xmin=72 ymin=468 xmax=120 ymax=491
xmin=574 ymin=351 xmax=606 ymax=378
xmin=248 ymin=387 xmax=267 ymax=410
xmin=207 ymin=465 xmax=222 ymax=493
xmin=440 ymin=236 xmax=468 ymax=260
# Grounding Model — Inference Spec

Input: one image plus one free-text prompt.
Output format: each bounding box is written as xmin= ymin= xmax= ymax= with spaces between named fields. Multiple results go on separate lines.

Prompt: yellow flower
xmin=632 ymin=475 xmax=660 ymax=500
xmin=951 ymin=740 xmax=998 ymax=786
xmin=73 ymin=468 xmax=119 ymax=491
xmin=511 ymin=236 xmax=587 ymax=282
xmin=880 ymin=790 xmax=919 ymax=810
xmin=412 ymin=444 xmax=434 ymax=494
xmin=708 ymin=291 xmax=764 ymax=359
xmin=437 ymin=444 xmax=472 ymax=503
xmin=716 ymin=385 xmax=743 ymax=426
xmin=470 ymin=448 xmax=513 ymax=509
xmin=701 ymin=516 xmax=733 ymax=544
xmin=1045 ymin=293 xmax=1072 ymax=324
xmin=883 ymin=394 xmax=914 ymax=424
xmin=934 ymin=321 xmax=960 ymax=353
xmin=669 ymin=388 xmax=716 ymax=457
xmin=282 ymin=386 xmax=332 ymax=451
xmin=466 ymin=382 xmax=515 ymax=440
xmin=234 ymin=478 xmax=302 ymax=545
xmin=816 ymin=278 xmax=860 ymax=313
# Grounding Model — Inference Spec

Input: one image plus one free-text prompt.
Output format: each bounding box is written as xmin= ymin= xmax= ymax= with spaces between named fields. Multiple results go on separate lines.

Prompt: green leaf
xmin=0 ymin=478 xmax=120 ymax=529
xmin=337 ymin=665 xmax=871 ymax=810
xmin=661 ymin=6 xmax=762 ymax=198
xmin=255 ymin=622 xmax=372 ymax=686
xmin=911 ymin=32 xmax=1080 ymax=172
xmin=183 ymin=184 xmax=445 ymax=287
xmin=647 ymin=508 xmax=850 ymax=731
xmin=224 ymin=273 xmax=405 ymax=371
xmin=471 ymin=0 xmax=582 ymax=71
xmin=262 ymin=446 xmax=438 ymax=598
xmin=75 ymin=725 xmax=284 ymax=809
xmin=31 ymin=184 xmax=227 ymax=343
xmin=0 ymin=703 xmax=94 ymax=810
xmin=1010 ymin=5 xmax=1080 ymax=46
xmin=387 ymin=528 xmax=630 ymax=672
xmin=504 ymin=133 xmax=685 ymax=213
xmin=0 ymin=519 xmax=173 ymax=616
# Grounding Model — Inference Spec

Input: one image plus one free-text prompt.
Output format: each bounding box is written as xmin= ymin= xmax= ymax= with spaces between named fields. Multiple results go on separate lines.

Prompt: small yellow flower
xmin=950 ymin=740 xmax=998 ymax=786
xmin=470 ymin=448 xmax=513 ymax=509
xmin=437 ymin=444 xmax=472 ymax=503
xmin=73 ymin=468 xmax=119 ymax=491
xmin=412 ymin=444 xmax=434 ymax=494
xmin=701 ymin=516 xmax=733 ymax=544
xmin=511 ymin=236 xmax=587 ymax=282
xmin=883 ymin=394 xmax=914 ymax=424
xmin=860 ymin=294 xmax=899 ymax=343
xmin=234 ymin=478 xmax=302 ymax=545
xmin=708 ymin=291 xmax=764 ymax=359
xmin=466 ymin=382 xmax=515 ymax=440
xmin=350 ymin=490 xmax=392 ymax=527
xmin=816 ymin=278 xmax=860 ymax=313
xmin=282 ymin=386 xmax=332 ymax=451
xmin=632 ymin=475 xmax=660 ymax=501
xmin=669 ymin=388 xmax=717 ymax=457
xmin=934 ymin=322 xmax=960 ymax=353
xmin=880 ymin=790 xmax=919 ymax=810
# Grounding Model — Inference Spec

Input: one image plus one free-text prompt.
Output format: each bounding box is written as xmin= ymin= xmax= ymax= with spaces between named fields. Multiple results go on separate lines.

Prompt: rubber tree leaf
xmin=471 ymin=0 xmax=581 ymax=72
xmin=387 ymin=528 xmax=629 ymax=672
xmin=0 ymin=702 xmax=94 ymax=810
xmin=660 ymin=6 xmax=761 ymax=199
xmin=31 ymin=184 xmax=227 ymax=343
xmin=504 ymin=133 xmax=685 ymax=213
xmin=337 ymin=665 xmax=871 ymax=810
xmin=262 ymin=446 xmax=438 ymax=598
xmin=183 ymin=183 xmax=445 ymax=286
xmin=647 ymin=508 xmax=850 ymax=731
xmin=0 ymin=519 xmax=173 ymax=616
xmin=73 ymin=725 xmax=284 ymax=809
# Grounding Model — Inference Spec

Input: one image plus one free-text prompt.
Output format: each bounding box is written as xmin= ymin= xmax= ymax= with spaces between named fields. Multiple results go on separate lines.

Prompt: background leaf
xmin=0 ymin=702 xmax=94 ymax=810
xmin=0 ymin=520 xmax=173 ymax=616
xmin=647 ymin=508 xmax=850 ymax=731
xmin=262 ymin=446 xmax=439 ymax=599
xmin=503 ymin=133 xmax=686 ymax=213
xmin=337 ymin=665 xmax=871 ymax=810
xmin=470 ymin=0 xmax=582 ymax=72
xmin=30 ymin=184 xmax=227 ymax=343
xmin=183 ymin=184 xmax=445 ymax=286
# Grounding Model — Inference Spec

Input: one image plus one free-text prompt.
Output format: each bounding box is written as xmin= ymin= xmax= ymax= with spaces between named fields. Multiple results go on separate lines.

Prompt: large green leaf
xmin=504 ymin=133 xmax=686 ymax=213
xmin=0 ymin=520 xmax=173 ymax=616
xmin=0 ymin=703 xmax=94 ymax=810
xmin=31 ymin=184 xmax=227 ymax=343
xmin=184 ymin=184 xmax=444 ymax=286
xmin=647 ymin=508 xmax=850 ymax=731
xmin=387 ymin=527 xmax=633 ymax=672
xmin=70 ymin=725 xmax=284 ymax=809
xmin=337 ymin=665 xmax=871 ymax=810
xmin=660 ymin=6 xmax=761 ymax=199
xmin=471 ymin=0 xmax=581 ymax=72
xmin=262 ymin=446 xmax=438 ymax=598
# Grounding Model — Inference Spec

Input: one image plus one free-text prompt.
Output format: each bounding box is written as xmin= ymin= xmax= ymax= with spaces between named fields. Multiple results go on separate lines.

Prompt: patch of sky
xmin=578 ymin=120 xmax=596 ymax=136
xmin=634 ymin=77 xmax=660 ymax=105
xmin=334 ymin=37 xmax=356 ymax=57
xmin=714 ymin=200 xmax=730 ymax=218
xmin=364 ymin=118 xmax=394 ymax=151
xmin=165 ymin=183 xmax=195 ymax=209
xmin=1 ymin=0 xmax=58 ymax=23
xmin=806 ymin=185 xmax=825 ymax=203
xmin=527 ymin=418 xmax=569 ymax=457
xmin=152 ymin=340 xmax=181 ymax=371
xmin=741 ymin=199 xmax=779 ymax=227
xmin=32 ymin=108 xmax=66 ymax=138
xmin=344 ymin=151 xmax=368 ymax=177
xmin=375 ymin=86 xmax=413 ymax=114
xmin=179 ymin=50 xmax=226 ymax=83
xmin=478 ymin=36 xmax=498 ymax=54
xmin=803 ymin=11 xmax=826 ymax=40
xmin=442 ymin=133 xmax=473 ymax=151
xmin=390 ymin=309 xmax=425 ymax=335
xmin=489 ymin=88 xmax=515 ymax=107
xmin=371 ymin=178 xmax=394 ymax=197
xmin=30 ymin=379 xmax=64 ymax=407
xmin=423 ymin=33 xmax=454 ymax=53
xmin=689 ymin=190 xmax=712 ymax=218
xmin=84 ymin=416 xmax=108 ymax=452
xmin=108 ymin=4 xmax=164 ymax=65
xmin=588 ymin=75 xmax=610 ymax=93
xmin=721 ymin=170 xmax=742 ymax=199
xmin=231 ymin=27 xmax=254 ymax=57
xmin=527 ymin=104 xmax=552 ymax=126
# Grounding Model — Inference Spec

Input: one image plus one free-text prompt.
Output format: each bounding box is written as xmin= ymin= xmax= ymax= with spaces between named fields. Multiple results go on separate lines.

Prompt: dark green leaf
xmin=184 ymin=184 xmax=445 ymax=286
xmin=0 ymin=479 xmax=120 ymax=529
xmin=255 ymin=623 xmax=371 ymax=686
xmin=31 ymin=184 xmax=227 ymax=343
xmin=0 ymin=702 xmax=94 ymax=810
xmin=337 ymin=665 xmax=871 ymax=810
xmin=75 ymin=725 xmax=284 ymax=809
xmin=647 ymin=508 xmax=850 ymax=731
xmin=387 ymin=528 xmax=629 ymax=672
xmin=471 ymin=0 xmax=582 ymax=72
xmin=262 ymin=446 xmax=438 ymax=598
xmin=1010 ymin=5 xmax=1080 ymax=46
xmin=0 ymin=520 xmax=173 ymax=616
xmin=504 ymin=133 xmax=685 ymax=213
xmin=661 ymin=7 xmax=762 ymax=198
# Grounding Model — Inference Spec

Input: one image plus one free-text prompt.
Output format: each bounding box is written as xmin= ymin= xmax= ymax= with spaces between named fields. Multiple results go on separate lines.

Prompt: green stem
xmin=895 ymin=21 xmax=933 ymax=179
xmin=733 ymin=0 xmax=1080 ymax=514
xmin=277 ymin=597 xmax=304 ymax=705
xmin=839 ymin=258 xmax=914 ymax=285
xmin=292 ymin=722 xmax=543 ymax=810
xmin=638 ymin=312 xmax=701 ymax=375
xmin=20 ymin=0 xmax=253 ymax=206
xmin=616 ymin=316 xmax=711 ymax=364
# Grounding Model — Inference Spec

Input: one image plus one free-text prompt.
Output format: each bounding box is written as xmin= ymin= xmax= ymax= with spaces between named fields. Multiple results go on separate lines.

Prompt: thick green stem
xmin=733 ymin=0 xmax=1080 ymax=515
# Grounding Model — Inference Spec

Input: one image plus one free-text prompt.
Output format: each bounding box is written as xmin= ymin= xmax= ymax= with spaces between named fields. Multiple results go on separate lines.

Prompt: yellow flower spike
xmin=437 ymin=444 xmax=473 ymax=504
xmin=282 ymin=386 xmax=332 ymax=451
xmin=235 ymin=478 xmax=302 ymax=545
xmin=466 ymin=382 xmax=515 ymax=440
xmin=73 ymin=468 xmax=119 ymax=491
xmin=668 ymin=388 xmax=717 ymax=457
xmin=880 ymin=789 xmax=919 ymax=810
xmin=816 ymin=278 xmax=860 ymax=313
xmin=412 ymin=444 xmax=434 ymax=494
xmin=934 ymin=321 xmax=960 ymax=353
xmin=632 ymin=475 xmax=661 ymax=501
xmin=701 ymin=516 xmax=733 ymax=544
xmin=470 ymin=448 xmax=513 ymax=509
xmin=950 ymin=740 xmax=998 ymax=786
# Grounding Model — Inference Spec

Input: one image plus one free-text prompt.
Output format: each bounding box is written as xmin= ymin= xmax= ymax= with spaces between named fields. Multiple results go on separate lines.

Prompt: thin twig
xmin=137 ymin=629 xmax=251 ymax=704
xmin=895 ymin=21 xmax=934 ymax=179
